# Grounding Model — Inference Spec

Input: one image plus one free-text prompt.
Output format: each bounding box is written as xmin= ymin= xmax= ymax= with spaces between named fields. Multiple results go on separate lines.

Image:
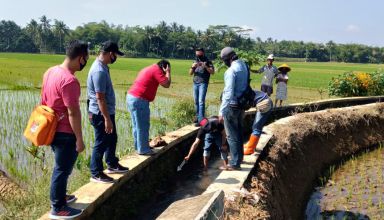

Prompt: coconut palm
xmin=53 ymin=20 xmax=69 ymax=53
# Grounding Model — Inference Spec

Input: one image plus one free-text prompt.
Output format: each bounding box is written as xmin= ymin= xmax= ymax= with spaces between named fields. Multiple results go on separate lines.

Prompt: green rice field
xmin=0 ymin=52 xmax=382 ymax=219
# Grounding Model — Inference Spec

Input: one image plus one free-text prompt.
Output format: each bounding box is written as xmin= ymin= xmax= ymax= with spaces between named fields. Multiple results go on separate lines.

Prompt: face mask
xmin=196 ymin=55 xmax=204 ymax=61
xmin=110 ymin=54 xmax=117 ymax=64
xmin=79 ymin=57 xmax=87 ymax=70
xmin=223 ymin=59 xmax=231 ymax=67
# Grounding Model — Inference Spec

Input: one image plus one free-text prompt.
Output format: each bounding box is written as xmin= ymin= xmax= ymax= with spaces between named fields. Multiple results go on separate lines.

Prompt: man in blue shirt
xmin=219 ymin=47 xmax=248 ymax=170
xmin=87 ymin=41 xmax=128 ymax=183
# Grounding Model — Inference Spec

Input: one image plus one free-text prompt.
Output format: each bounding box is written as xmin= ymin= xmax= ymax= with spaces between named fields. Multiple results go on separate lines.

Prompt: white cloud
xmin=201 ymin=0 xmax=210 ymax=7
xmin=345 ymin=24 xmax=360 ymax=33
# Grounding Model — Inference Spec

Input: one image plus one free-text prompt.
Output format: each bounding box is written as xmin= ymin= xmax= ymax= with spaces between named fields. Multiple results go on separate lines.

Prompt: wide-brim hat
xmin=278 ymin=63 xmax=291 ymax=72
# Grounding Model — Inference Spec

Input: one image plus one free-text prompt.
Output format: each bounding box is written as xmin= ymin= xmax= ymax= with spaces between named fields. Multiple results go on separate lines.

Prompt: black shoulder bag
xmin=237 ymin=64 xmax=256 ymax=110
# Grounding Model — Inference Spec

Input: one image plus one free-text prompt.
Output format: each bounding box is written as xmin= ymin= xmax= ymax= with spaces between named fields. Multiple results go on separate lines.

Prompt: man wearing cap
xmin=252 ymin=54 xmax=278 ymax=96
xmin=243 ymin=90 xmax=273 ymax=155
xmin=87 ymin=41 xmax=128 ymax=183
xmin=219 ymin=47 xmax=248 ymax=170
xmin=189 ymin=48 xmax=215 ymax=126
xmin=184 ymin=116 xmax=228 ymax=171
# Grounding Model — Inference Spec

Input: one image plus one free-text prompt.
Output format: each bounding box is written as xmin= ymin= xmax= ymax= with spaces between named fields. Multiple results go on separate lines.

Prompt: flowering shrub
xmin=328 ymin=71 xmax=384 ymax=97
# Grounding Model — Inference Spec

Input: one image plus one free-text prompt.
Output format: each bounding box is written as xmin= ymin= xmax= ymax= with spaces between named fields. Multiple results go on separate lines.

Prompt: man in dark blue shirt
xmin=184 ymin=116 xmax=228 ymax=171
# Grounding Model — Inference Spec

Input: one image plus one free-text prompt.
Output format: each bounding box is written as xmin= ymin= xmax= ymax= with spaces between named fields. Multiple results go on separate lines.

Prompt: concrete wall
xmin=38 ymin=96 xmax=384 ymax=219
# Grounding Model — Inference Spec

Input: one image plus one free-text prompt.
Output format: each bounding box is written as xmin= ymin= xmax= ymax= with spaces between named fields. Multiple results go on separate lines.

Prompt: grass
xmin=0 ymin=53 xmax=383 ymax=219
xmin=307 ymin=144 xmax=384 ymax=219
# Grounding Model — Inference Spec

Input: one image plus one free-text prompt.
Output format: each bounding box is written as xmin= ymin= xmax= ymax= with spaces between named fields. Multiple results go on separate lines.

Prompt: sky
xmin=1 ymin=0 xmax=383 ymax=47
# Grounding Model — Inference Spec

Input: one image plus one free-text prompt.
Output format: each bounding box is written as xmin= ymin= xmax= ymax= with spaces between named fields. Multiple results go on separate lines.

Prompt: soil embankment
xmin=0 ymin=170 xmax=24 ymax=201
xmin=225 ymin=103 xmax=384 ymax=219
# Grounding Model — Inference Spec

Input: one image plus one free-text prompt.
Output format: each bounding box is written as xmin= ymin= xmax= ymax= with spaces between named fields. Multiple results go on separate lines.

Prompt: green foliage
xmin=0 ymin=165 xmax=90 ymax=219
xmin=328 ymin=71 xmax=384 ymax=97
xmin=166 ymin=99 xmax=195 ymax=128
xmin=2 ymin=17 xmax=384 ymax=63
xmin=214 ymin=49 xmax=265 ymax=72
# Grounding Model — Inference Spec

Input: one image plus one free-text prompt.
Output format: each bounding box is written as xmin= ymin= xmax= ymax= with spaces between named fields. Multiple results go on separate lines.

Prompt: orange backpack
xmin=23 ymin=105 xmax=58 ymax=146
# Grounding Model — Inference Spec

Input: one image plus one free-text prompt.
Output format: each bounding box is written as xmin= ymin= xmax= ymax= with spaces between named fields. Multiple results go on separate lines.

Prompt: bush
xmin=166 ymin=99 xmax=195 ymax=129
xmin=328 ymin=71 xmax=384 ymax=97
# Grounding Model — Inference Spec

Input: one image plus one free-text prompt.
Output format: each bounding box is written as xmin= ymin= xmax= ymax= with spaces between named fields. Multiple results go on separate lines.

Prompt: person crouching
xmin=244 ymin=90 xmax=273 ymax=155
xmin=184 ymin=116 xmax=228 ymax=171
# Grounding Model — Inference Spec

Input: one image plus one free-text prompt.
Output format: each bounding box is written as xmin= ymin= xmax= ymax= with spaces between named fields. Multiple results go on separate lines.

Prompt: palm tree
xmin=25 ymin=19 xmax=42 ymax=51
xmin=53 ymin=20 xmax=69 ymax=53
xmin=39 ymin=15 xmax=52 ymax=52
xmin=144 ymin=26 xmax=155 ymax=54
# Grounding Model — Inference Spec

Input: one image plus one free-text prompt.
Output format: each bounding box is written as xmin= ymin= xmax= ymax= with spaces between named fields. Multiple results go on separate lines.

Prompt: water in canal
xmin=305 ymin=146 xmax=384 ymax=219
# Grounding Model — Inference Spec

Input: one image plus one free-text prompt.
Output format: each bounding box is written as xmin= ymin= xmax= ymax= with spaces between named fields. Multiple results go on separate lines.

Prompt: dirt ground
xmin=0 ymin=170 xmax=24 ymax=201
xmin=224 ymin=103 xmax=384 ymax=220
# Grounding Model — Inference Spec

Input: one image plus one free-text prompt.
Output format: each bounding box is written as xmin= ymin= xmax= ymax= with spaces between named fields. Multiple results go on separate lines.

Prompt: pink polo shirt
xmin=40 ymin=66 xmax=81 ymax=134
xmin=128 ymin=64 xmax=168 ymax=102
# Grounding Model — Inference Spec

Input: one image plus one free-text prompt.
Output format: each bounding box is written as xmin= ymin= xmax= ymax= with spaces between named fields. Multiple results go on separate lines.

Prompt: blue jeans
xmin=204 ymin=132 xmax=228 ymax=160
xmin=127 ymin=94 xmax=151 ymax=154
xmin=252 ymin=99 xmax=273 ymax=136
xmin=50 ymin=132 xmax=78 ymax=210
xmin=90 ymin=114 xmax=119 ymax=176
xmin=223 ymin=107 xmax=244 ymax=168
xmin=193 ymin=82 xmax=208 ymax=122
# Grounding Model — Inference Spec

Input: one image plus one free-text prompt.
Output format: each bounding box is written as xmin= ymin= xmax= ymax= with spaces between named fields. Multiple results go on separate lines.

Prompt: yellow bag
xmin=23 ymin=105 xmax=58 ymax=146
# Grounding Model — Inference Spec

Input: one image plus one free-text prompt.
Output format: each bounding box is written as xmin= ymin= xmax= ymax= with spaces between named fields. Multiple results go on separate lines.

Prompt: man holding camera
xmin=189 ymin=48 xmax=214 ymax=126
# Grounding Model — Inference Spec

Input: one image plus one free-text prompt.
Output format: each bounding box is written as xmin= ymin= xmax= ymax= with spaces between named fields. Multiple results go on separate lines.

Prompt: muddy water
xmin=133 ymin=153 xmax=224 ymax=220
xmin=306 ymin=146 xmax=384 ymax=219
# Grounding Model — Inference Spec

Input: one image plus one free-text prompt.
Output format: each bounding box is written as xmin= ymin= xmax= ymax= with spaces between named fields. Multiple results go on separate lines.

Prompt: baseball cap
xmin=220 ymin=47 xmax=235 ymax=59
xmin=101 ymin=41 xmax=124 ymax=56
xmin=199 ymin=118 xmax=210 ymax=128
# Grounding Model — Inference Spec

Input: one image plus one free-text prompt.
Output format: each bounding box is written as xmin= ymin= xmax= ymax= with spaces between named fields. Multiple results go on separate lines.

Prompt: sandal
xmin=219 ymin=166 xmax=228 ymax=170
xmin=226 ymin=166 xmax=241 ymax=171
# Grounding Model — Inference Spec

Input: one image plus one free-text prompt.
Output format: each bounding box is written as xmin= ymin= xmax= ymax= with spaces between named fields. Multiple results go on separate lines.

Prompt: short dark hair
xmin=196 ymin=48 xmax=205 ymax=53
xmin=157 ymin=59 xmax=171 ymax=69
xmin=66 ymin=40 xmax=88 ymax=60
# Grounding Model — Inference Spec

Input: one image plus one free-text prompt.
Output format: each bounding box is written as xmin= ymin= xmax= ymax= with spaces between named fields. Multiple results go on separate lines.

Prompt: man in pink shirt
xmin=41 ymin=40 xmax=88 ymax=219
xmin=127 ymin=60 xmax=171 ymax=155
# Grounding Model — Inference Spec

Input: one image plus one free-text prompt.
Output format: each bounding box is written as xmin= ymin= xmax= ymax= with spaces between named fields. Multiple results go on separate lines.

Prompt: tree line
xmin=1 ymin=16 xmax=383 ymax=63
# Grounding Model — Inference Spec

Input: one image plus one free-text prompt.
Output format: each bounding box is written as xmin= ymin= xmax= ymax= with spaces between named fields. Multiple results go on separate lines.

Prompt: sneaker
xmin=138 ymin=149 xmax=156 ymax=156
xmin=90 ymin=172 xmax=114 ymax=183
xmin=66 ymin=194 xmax=77 ymax=204
xmin=105 ymin=163 xmax=129 ymax=174
xmin=49 ymin=205 xmax=82 ymax=219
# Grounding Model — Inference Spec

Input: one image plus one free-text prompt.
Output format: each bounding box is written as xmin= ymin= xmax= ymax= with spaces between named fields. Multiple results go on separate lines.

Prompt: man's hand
xmin=105 ymin=118 xmax=113 ymax=134
xmin=76 ymin=139 xmax=85 ymax=153
xmin=191 ymin=63 xmax=198 ymax=69
xmin=163 ymin=64 xmax=171 ymax=73
xmin=184 ymin=156 xmax=190 ymax=161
